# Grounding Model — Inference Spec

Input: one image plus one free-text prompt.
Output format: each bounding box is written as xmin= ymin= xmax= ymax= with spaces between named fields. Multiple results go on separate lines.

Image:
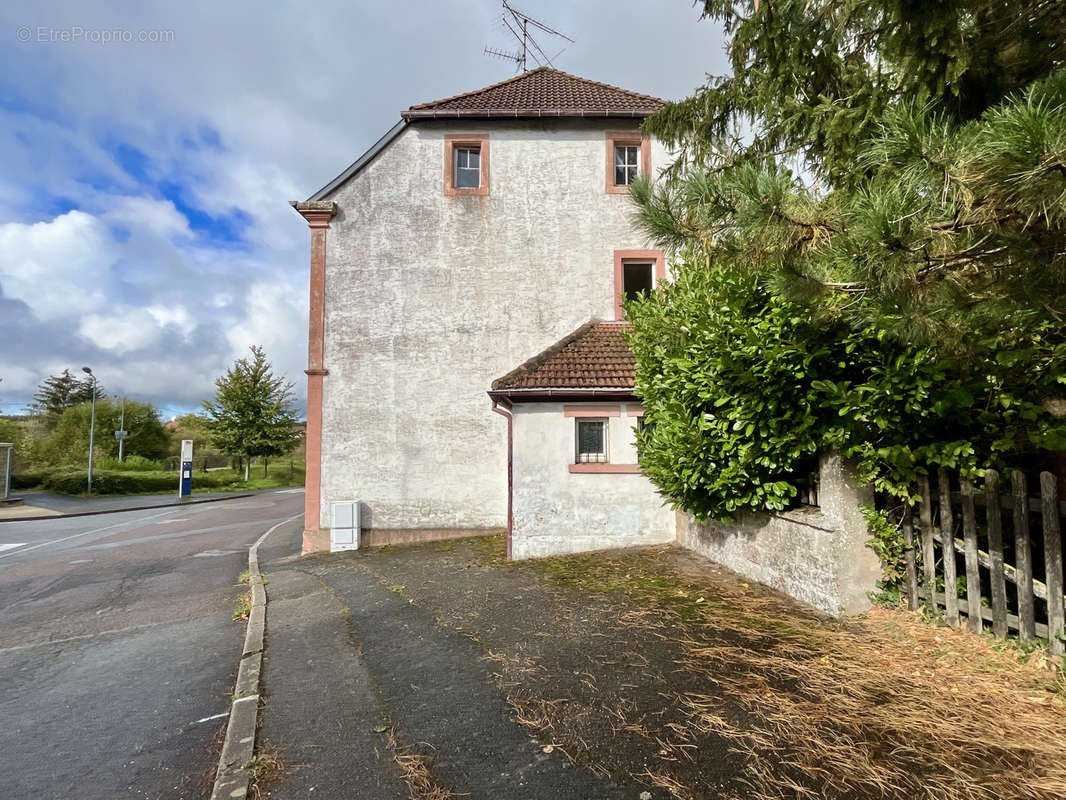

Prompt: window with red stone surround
xmin=444 ymin=134 xmax=490 ymax=196
xmin=605 ymin=131 xmax=650 ymax=194
xmin=613 ymin=249 xmax=665 ymax=320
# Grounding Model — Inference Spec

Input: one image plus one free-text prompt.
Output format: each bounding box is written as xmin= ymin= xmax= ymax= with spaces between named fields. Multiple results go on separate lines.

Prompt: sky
xmin=0 ymin=1 xmax=727 ymax=419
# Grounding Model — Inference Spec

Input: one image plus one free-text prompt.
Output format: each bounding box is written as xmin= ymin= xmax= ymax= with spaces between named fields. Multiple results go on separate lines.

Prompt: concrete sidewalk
xmin=257 ymin=532 xmax=633 ymax=800
xmin=256 ymin=526 xmax=409 ymax=799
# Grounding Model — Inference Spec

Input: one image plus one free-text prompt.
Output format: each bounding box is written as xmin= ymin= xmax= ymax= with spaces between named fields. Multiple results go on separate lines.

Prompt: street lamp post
xmin=117 ymin=396 xmax=125 ymax=463
xmin=82 ymin=366 xmax=96 ymax=495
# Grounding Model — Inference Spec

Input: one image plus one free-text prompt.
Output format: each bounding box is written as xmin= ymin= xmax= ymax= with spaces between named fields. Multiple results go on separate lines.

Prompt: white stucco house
xmin=288 ymin=67 xmax=883 ymax=615
xmin=290 ymin=68 xmax=676 ymax=558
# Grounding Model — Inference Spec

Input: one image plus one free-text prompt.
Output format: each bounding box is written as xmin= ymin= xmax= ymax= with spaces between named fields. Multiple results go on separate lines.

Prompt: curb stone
xmin=209 ymin=512 xmax=303 ymax=800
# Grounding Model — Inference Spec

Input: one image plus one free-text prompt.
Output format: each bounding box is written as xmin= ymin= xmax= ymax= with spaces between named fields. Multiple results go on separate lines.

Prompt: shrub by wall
xmin=11 ymin=470 xmax=47 ymax=490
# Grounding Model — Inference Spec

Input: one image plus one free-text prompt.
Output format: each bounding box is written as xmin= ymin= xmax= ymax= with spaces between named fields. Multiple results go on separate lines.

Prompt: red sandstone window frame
xmin=444 ymin=134 xmax=490 ymax=196
xmin=605 ymin=131 xmax=650 ymax=194
xmin=613 ymin=249 xmax=665 ymax=320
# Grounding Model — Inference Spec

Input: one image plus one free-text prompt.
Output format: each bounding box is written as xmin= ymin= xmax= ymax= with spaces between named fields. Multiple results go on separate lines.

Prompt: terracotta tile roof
xmin=492 ymin=320 xmax=636 ymax=391
xmin=402 ymin=68 xmax=666 ymax=120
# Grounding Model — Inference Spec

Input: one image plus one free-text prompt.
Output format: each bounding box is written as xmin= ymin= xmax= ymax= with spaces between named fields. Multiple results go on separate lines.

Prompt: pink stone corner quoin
xmin=291 ymin=200 xmax=337 ymax=551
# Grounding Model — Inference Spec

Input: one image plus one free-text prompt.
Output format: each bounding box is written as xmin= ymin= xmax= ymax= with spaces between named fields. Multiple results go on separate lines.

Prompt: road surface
xmin=0 ymin=489 xmax=304 ymax=800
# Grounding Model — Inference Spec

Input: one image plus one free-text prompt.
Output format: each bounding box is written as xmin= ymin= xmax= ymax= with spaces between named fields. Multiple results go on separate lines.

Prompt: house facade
xmin=291 ymin=68 xmax=674 ymax=555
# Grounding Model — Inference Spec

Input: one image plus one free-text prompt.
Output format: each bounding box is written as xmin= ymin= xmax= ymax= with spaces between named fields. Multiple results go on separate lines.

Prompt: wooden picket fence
xmin=901 ymin=469 xmax=1065 ymax=656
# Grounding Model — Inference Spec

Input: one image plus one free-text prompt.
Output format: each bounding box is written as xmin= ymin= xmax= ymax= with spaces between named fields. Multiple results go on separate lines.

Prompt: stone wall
xmin=677 ymin=453 xmax=881 ymax=617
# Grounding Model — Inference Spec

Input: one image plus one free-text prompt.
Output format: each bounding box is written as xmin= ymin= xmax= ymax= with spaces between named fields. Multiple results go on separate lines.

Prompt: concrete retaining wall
xmin=677 ymin=453 xmax=881 ymax=617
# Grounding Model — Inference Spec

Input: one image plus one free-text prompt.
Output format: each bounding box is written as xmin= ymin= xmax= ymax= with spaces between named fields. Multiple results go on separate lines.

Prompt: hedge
xmin=43 ymin=469 xmax=239 ymax=496
xmin=11 ymin=470 xmax=47 ymax=490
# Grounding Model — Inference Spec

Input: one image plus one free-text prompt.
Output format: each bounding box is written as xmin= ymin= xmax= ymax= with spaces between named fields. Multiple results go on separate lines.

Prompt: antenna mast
xmin=484 ymin=1 xmax=574 ymax=73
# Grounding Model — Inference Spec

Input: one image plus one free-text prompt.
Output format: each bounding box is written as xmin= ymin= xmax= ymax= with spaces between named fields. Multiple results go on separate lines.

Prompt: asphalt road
xmin=0 ymin=489 xmax=305 ymax=800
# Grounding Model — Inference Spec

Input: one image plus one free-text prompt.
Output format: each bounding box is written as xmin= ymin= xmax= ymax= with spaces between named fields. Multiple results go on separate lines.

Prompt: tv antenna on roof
xmin=484 ymin=1 xmax=574 ymax=73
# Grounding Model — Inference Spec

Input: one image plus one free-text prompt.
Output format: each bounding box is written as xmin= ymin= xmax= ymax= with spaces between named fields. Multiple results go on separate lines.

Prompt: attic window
xmin=454 ymin=147 xmax=481 ymax=188
xmin=445 ymin=134 xmax=489 ymax=196
xmin=605 ymin=131 xmax=650 ymax=194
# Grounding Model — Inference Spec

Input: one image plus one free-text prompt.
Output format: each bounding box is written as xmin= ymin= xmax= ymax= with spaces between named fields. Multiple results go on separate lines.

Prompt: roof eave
xmin=487 ymin=388 xmax=638 ymax=403
xmin=401 ymin=108 xmax=659 ymax=120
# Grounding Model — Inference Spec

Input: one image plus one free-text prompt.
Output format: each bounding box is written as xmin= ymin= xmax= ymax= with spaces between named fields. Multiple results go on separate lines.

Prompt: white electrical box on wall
xmin=330 ymin=501 xmax=360 ymax=552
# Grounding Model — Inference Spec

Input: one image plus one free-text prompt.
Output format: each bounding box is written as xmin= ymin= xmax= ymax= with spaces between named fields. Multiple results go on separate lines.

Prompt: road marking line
xmin=155 ymin=519 xmax=189 ymax=524
xmin=194 ymin=712 xmax=230 ymax=724
xmin=0 ymin=508 xmax=178 ymax=560
xmin=0 ymin=543 xmax=26 ymax=552
xmin=232 ymin=694 xmax=258 ymax=705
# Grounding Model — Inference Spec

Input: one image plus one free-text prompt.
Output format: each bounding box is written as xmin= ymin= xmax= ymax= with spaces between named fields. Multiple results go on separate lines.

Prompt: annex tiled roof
xmin=492 ymin=320 xmax=636 ymax=391
xmin=402 ymin=68 xmax=666 ymax=120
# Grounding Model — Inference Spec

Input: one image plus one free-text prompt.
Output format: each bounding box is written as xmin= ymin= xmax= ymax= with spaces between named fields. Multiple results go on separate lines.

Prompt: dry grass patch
xmin=493 ymin=543 xmax=1066 ymax=800
xmin=385 ymin=728 xmax=463 ymax=800
xmin=247 ymin=743 xmax=286 ymax=800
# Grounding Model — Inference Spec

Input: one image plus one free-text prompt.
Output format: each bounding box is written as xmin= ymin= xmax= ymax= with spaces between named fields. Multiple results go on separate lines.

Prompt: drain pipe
xmin=491 ymin=398 xmax=514 ymax=560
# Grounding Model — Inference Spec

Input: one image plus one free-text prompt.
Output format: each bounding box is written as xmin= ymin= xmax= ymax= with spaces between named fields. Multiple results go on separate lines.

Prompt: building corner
xmin=290 ymin=200 xmax=337 ymax=554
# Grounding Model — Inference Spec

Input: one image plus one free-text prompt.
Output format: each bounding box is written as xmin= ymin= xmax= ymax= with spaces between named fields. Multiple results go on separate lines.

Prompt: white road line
xmin=194 ymin=712 xmax=230 ymax=724
xmin=0 ymin=508 xmax=178 ymax=560
xmin=0 ymin=543 xmax=27 ymax=552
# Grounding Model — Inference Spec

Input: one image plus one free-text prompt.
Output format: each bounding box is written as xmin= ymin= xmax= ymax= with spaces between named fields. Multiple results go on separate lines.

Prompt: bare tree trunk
xmin=264 ymin=457 xmax=268 ymax=478
xmin=244 ymin=456 xmax=249 ymax=482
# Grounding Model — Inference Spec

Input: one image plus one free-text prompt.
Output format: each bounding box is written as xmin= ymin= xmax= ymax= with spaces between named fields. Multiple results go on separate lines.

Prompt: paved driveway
xmin=0 ymin=490 xmax=303 ymax=800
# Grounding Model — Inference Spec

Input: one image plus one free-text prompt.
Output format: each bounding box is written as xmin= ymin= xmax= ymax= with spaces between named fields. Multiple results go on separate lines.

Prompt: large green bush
xmin=38 ymin=399 xmax=169 ymax=468
xmin=627 ymin=263 xmax=1066 ymax=521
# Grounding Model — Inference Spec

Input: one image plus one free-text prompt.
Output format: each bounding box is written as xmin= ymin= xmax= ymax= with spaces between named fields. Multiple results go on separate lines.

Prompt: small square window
xmin=575 ymin=418 xmax=608 ymax=463
xmin=614 ymin=145 xmax=639 ymax=186
xmin=445 ymin=135 xmax=489 ymax=196
xmin=454 ymin=146 xmax=481 ymax=189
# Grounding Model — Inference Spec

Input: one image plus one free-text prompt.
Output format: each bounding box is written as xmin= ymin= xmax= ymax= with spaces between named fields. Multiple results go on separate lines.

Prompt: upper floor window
xmin=454 ymin=146 xmax=481 ymax=189
xmin=613 ymin=249 xmax=666 ymax=319
xmin=444 ymin=134 xmax=490 ymax=197
xmin=614 ymin=145 xmax=639 ymax=186
xmin=605 ymin=131 xmax=650 ymax=194
xmin=622 ymin=260 xmax=654 ymax=302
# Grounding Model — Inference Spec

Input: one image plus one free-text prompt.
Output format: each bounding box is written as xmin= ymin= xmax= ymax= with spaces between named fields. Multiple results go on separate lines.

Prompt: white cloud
xmin=104 ymin=196 xmax=190 ymax=238
xmin=146 ymin=304 xmax=192 ymax=329
xmin=78 ymin=309 xmax=165 ymax=354
xmin=0 ymin=210 xmax=112 ymax=320
xmin=225 ymin=278 xmax=308 ymax=386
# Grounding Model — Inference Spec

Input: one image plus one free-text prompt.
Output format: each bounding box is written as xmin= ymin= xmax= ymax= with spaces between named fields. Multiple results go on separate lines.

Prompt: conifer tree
xmin=637 ymin=0 xmax=1066 ymax=348
xmin=30 ymin=369 xmax=104 ymax=420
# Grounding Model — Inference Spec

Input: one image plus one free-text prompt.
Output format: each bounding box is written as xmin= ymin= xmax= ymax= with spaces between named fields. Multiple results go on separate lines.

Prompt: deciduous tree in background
xmin=203 ymin=346 xmax=301 ymax=481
